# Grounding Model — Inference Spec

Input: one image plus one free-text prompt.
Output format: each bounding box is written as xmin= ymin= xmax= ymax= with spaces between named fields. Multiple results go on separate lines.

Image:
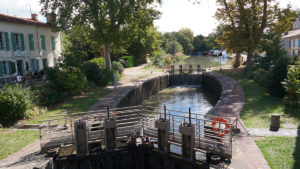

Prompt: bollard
xmin=179 ymin=108 xmax=195 ymax=161
xmin=197 ymin=65 xmax=201 ymax=73
xmin=171 ymin=65 xmax=175 ymax=75
xmin=104 ymin=117 xmax=117 ymax=151
xmin=114 ymin=73 xmax=117 ymax=88
xmin=155 ymin=105 xmax=170 ymax=153
xmin=74 ymin=120 xmax=89 ymax=156
xmin=189 ymin=65 xmax=193 ymax=74
xmin=270 ymin=114 xmax=280 ymax=131
xmin=179 ymin=65 xmax=183 ymax=74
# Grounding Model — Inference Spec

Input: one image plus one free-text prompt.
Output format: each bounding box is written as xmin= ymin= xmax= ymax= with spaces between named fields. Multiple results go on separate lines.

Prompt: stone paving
xmin=248 ymin=128 xmax=300 ymax=137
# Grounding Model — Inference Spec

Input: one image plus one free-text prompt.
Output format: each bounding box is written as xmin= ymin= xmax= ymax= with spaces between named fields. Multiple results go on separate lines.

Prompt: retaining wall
xmin=90 ymin=72 xmax=244 ymax=118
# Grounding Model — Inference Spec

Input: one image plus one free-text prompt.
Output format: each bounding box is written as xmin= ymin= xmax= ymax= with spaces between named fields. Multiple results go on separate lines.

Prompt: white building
xmin=282 ymin=17 xmax=300 ymax=56
xmin=0 ymin=13 xmax=62 ymax=77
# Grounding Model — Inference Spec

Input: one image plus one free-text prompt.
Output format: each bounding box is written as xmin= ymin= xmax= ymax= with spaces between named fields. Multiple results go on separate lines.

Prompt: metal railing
xmin=39 ymin=105 xmax=233 ymax=158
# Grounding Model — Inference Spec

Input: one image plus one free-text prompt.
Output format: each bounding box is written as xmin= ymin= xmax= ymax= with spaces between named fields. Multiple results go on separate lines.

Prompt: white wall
xmin=0 ymin=20 xmax=62 ymax=72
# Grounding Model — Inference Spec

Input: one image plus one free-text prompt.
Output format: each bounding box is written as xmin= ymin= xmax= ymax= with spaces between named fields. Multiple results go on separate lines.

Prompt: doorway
xmin=17 ymin=60 xmax=24 ymax=76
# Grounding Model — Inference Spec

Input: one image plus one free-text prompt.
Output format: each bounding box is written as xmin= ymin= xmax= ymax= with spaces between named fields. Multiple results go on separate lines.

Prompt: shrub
xmin=81 ymin=62 xmax=113 ymax=86
xmin=253 ymin=68 xmax=271 ymax=87
xmin=89 ymin=57 xmax=105 ymax=68
xmin=282 ymin=64 xmax=300 ymax=101
xmin=0 ymin=85 xmax=34 ymax=127
xmin=267 ymin=57 xmax=290 ymax=97
xmin=112 ymin=61 xmax=124 ymax=74
xmin=119 ymin=58 xmax=128 ymax=68
xmin=38 ymin=88 xmax=63 ymax=106
xmin=45 ymin=67 xmax=88 ymax=95
xmin=151 ymin=50 xmax=166 ymax=68
xmin=122 ymin=56 xmax=137 ymax=67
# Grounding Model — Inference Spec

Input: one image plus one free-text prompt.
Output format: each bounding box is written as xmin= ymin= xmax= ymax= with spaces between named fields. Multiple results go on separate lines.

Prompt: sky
xmin=0 ymin=0 xmax=300 ymax=36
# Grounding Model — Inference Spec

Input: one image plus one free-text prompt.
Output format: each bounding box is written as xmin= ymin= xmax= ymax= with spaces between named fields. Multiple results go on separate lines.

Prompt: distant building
xmin=282 ymin=17 xmax=300 ymax=56
xmin=0 ymin=13 xmax=62 ymax=77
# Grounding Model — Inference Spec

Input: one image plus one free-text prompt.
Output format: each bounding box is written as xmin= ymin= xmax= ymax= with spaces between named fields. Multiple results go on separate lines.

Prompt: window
xmin=28 ymin=34 xmax=34 ymax=51
xmin=30 ymin=59 xmax=40 ymax=72
xmin=40 ymin=35 xmax=46 ymax=50
xmin=42 ymin=59 xmax=48 ymax=68
xmin=25 ymin=61 xmax=30 ymax=72
xmin=0 ymin=32 xmax=5 ymax=50
xmin=2 ymin=61 xmax=8 ymax=75
xmin=293 ymin=39 xmax=296 ymax=48
xmin=10 ymin=62 xmax=16 ymax=74
xmin=11 ymin=33 xmax=24 ymax=51
xmin=14 ymin=33 xmax=21 ymax=50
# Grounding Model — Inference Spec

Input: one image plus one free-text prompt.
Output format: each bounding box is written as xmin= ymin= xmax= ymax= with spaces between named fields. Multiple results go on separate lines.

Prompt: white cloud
xmin=0 ymin=0 xmax=46 ymax=22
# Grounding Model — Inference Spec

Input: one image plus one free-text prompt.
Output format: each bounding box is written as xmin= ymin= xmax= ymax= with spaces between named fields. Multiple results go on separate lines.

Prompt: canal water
xmin=176 ymin=55 xmax=231 ymax=68
xmin=143 ymin=85 xmax=214 ymax=115
xmin=142 ymin=85 xmax=214 ymax=157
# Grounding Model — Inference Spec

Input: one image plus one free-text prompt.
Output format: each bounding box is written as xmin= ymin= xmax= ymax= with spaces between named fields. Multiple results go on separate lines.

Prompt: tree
xmin=41 ymin=0 xmax=161 ymax=69
xmin=214 ymin=0 xmax=295 ymax=67
xmin=174 ymin=32 xmax=194 ymax=54
xmin=127 ymin=26 xmax=161 ymax=63
xmin=179 ymin=28 xmax=194 ymax=43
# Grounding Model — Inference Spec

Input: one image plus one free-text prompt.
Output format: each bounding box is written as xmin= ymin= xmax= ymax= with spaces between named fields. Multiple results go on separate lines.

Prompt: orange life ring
xmin=212 ymin=117 xmax=230 ymax=137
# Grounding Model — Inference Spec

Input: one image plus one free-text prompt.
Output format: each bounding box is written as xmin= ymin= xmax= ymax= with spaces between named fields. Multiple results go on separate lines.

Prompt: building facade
xmin=282 ymin=17 xmax=300 ymax=56
xmin=0 ymin=13 xmax=62 ymax=77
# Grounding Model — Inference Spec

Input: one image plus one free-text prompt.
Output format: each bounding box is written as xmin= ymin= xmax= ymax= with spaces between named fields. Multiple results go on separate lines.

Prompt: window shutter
xmin=41 ymin=35 xmax=46 ymax=50
xmin=28 ymin=34 xmax=34 ymax=51
xmin=11 ymin=33 xmax=16 ymax=51
xmin=0 ymin=62 xmax=3 ymax=77
xmin=20 ymin=33 xmax=25 ymax=51
xmin=8 ymin=61 xmax=12 ymax=75
xmin=51 ymin=36 xmax=55 ymax=51
xmin=4 ymin=32 xmax=9 ymax=51
xmin=36 ymin=59 xmax=40 ymax=71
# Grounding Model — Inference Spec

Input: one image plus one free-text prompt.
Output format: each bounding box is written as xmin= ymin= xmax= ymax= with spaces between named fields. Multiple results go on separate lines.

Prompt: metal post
xmin=189 ymin=107 xmax=191 ymax=127
xmin=114 ymin=73 xmax=117 ymax=88
xmin=179 ymin=65 xmax=183 ymax=74
xmin=107 ymin=106 xmax=110 ymax=118
xmin=164 ymin=105 xmax=166 ymax=120
xmin=171 ymin=65 xmax=174 ymax=75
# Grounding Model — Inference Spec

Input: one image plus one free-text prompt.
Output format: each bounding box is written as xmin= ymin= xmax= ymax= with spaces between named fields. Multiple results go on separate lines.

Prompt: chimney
xmin=31 ymin=14 xmax=38 ymax=21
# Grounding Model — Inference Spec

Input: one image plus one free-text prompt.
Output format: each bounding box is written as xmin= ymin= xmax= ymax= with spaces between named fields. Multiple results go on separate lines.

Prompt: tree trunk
xmin=104 ymin=43 xmax=112 ymax=69
xmin=246 ymin=47 xmax=256 ymax=67
xmin=234 ymin=52 xmax=241 ymax=68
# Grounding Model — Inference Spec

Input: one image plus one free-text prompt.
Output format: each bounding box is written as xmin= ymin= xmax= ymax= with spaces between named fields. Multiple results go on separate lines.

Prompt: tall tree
xmin=179 ymin=28 xmax=194 ymax=43
xmin=215 ymin=0 xmax=295 ymax=66
xmin=41 ymin=0 xmax=161 ymax=69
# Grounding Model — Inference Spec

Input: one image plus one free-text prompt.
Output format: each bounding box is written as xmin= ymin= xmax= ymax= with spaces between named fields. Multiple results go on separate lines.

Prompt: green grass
xmin=0 ymin=129 xmax=39 ymax=160
xmin=221 ymin=71 xmax=300 ymax=128
xmin=24 ymin=87 xmax=111 ymax=124
xmin=256 ymin=137 xmax=300 ymax=169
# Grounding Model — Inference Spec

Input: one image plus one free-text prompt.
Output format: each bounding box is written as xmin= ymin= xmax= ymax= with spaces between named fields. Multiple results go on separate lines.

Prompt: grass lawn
xmin=24 ymin=87 xmax=111 ymax=124
xmin=221 ymin=71 xmax=300 ymax=128
xmin=256 ymin=137 xmax=300 ymax=169
xmin=0 ymin=129 xmax=39 ymax=160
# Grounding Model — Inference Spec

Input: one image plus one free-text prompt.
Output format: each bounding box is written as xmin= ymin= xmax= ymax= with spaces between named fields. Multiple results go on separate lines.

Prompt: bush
xmin=0 ymin=85 xmax=34 ymax=127
xmin=38 ymin=88 xmax=63 ymax=106
xmin=122 ymin=56 xmax=137 ymax=67
xmin=267 ymin=57 xmax=290 ymax=97
xmin=282 ymin=64 xmax=300 ymax=101
xmin=119 ymin=59 xmax=128 ymax=68
xmin=81 ymin=62 xmax=113 ymax=86
xmin=151 ymin=50 xmax=166 ymax=68
xmin=89 ymin=57 xmax=105 ymax=69
xmin=45 ymin=67 xmax=88 ymax=95
xmin=112 ymin=61 xmax=124 ymax=74
xmin=253 ymin=68 xmax=271 ymax=87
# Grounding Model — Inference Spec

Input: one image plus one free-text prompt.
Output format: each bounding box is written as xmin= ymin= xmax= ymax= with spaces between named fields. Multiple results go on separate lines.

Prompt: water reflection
xmin=143 ymin=85 xmax=213 ymax=115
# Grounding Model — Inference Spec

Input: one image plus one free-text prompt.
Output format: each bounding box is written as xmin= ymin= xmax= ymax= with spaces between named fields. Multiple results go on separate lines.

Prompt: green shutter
xmin=28 ymin=34 xmax=34 ymax=51
xmin=0 ymin=62 xmax=3 ymax=77
xmin=11 ymin=33 xmax=16 ymax=51
xmin=8 ymin=61 xmax=12 ymax=75
xmin=36 ymin=59 xmax=40 ymax=71
xmin=4 ymin=32 xmax=9 ymax=51
xmin=53 ymin=58 xmax=57 ymax=67
xmin=51 ymin=36 xmax=55 ymax=51
xmin=20 ymin=33 xmax=25 ymax=51
xmin=41 ymin=35 xmax=46 ymax=50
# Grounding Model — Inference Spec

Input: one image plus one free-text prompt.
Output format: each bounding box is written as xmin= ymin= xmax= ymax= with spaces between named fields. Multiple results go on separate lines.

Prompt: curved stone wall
xmin=90 ymin=72 xmax=244 ymax=119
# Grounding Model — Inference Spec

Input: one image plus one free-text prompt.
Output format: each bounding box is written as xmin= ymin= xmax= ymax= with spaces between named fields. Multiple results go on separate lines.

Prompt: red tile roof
xmin=0 ymin=13 xmax=51 ymax=27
